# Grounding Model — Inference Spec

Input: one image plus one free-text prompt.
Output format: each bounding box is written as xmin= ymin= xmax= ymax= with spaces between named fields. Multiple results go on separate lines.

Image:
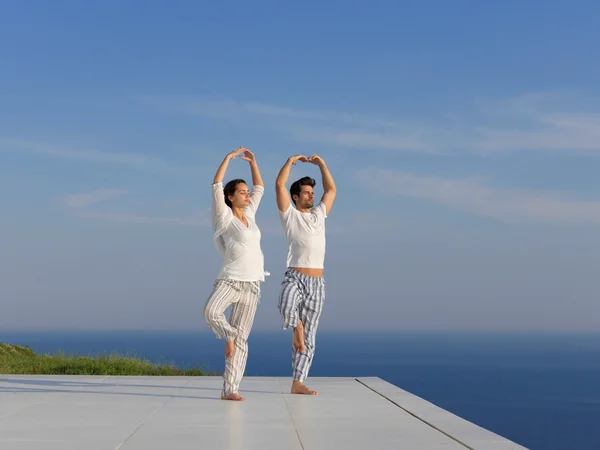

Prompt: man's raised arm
xmin=275 ymin=154 xmax=307 ymax=212
xmin=309 ymin=155 xmax=336 ymax=214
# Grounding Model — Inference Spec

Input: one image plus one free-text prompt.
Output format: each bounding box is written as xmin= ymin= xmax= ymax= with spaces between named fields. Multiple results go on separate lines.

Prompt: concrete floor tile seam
xmin=0 ymin=375 xmax=111 ymax=423
xmin=354 ymin=378 xmax=474 ymax=450
xmin=356 ymin=379 xmax=529 ymax=450
xmin=114 ymin=378 xmax=191 ymax=450
xmin=0 ymin=399 xmax=46 ymax=422
xmin=276 ymin=377 xmax=306 ymax=450
xmin=2 ymin=382 xmax=196 ymax=404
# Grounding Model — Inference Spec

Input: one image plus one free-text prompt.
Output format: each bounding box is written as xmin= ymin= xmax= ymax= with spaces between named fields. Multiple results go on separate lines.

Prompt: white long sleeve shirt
xmin=211 ymin=182 xmax=267 ymax=282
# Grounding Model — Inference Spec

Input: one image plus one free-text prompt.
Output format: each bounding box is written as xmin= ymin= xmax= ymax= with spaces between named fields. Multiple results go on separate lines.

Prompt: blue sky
xmin=1 ymin=0 xmax=600 ymax=332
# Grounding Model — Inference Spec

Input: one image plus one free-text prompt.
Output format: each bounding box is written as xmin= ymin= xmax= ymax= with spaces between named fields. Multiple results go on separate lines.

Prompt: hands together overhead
xmin=226 ymin=146 xmax=245 ymax=160
xmin=229 ymin=148 xmax=323 ymax=165
xmin=289 ymin=154 xmax=309 ymax=165
xmin=227 ymin=146 xmax=256 ymax=163
xmin=215 ymin=146 xmax=261 ymax=185
xmin=239 ymin=148 xmax=256 ymax=163
xmin=289 ymin=154 xmax=324 ymax=166
xmin=307 ymin=154 xmax=324 ymax=166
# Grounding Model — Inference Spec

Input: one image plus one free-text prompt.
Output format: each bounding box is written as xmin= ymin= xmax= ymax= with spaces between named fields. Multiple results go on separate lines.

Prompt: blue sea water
xmin=1 ymin=330 xmax=599 ymax=450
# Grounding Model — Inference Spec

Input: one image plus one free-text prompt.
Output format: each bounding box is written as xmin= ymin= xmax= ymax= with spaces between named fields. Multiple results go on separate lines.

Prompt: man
xmin=275 ymin=153 xmax=336 ymax=395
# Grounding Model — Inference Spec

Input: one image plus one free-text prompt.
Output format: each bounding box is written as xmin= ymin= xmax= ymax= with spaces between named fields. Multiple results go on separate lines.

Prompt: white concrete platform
xmin=0 ymin=376 xmax=527 ymax=449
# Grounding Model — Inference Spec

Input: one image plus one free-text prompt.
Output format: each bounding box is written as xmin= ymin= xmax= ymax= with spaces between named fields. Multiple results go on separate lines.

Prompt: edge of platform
xmin=356 ymin=377 xmax=528 ymax=450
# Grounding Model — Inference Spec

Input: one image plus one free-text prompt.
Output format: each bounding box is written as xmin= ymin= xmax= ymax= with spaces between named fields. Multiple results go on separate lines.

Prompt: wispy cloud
xmin=140 ymin=95 xmax=403 ymax=127
xmin=475 ymin=91 xmax=580 ymax=117
xmin=61 ymin=189 xmax=127 ymax=208
xmin=357 ymin=168 xmax=600 ymax=225
xmin=473 ymin=113 xmax=600 ymax=153
xmin=144 ymin=92 xmax=600 ymax=154
xmin=287 ymin=126 xmax=438 ymax=153
xmin=142 ymin=95 xmax=435 ymax=152
xmin=60 ymin=189 xmax=208 ymax=226
xmin=75 ymin=210 xmax=208 ymax=226
xmin=0 ymin=138 xmax=197 ymax=176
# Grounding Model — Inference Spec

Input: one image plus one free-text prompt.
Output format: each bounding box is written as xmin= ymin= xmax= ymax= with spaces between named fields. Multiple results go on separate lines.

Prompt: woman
xmin=203 ymin=146 xmax=267 ymax=401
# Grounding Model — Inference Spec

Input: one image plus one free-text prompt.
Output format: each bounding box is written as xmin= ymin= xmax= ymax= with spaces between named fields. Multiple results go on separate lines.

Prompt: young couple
xmin=203 ymin=146 xmax=336 ymax=401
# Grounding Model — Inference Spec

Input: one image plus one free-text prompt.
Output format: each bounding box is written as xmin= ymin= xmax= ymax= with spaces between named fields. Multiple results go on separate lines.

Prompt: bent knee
xmin=203 ymin=307 xmax=219 ymax=325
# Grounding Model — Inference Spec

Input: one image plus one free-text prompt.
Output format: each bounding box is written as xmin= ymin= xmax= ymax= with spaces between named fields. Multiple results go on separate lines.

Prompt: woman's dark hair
xmin=224 ymin=179 xmax=247 ymax=208
xmin=290 ymin=176 xmax=316 ymax=206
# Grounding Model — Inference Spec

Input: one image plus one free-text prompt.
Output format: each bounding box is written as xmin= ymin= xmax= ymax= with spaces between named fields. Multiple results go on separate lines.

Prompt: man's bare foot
xmin=291 ymin=381 xmax=318 ymax=395
xmin=293 ymin=323 xmax=305 ymax=353
xmin=225 ymin=340 xmax=235 ymax=359
xmin=221 ymin=393 xmax=245 ymax=401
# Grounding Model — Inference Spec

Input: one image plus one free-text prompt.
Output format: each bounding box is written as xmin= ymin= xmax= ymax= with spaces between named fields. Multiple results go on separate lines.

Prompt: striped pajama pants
xmin=278 ymin=268 xmax=325 ymax=383
xmin=203 ymin=279 xmax=260 ymax=397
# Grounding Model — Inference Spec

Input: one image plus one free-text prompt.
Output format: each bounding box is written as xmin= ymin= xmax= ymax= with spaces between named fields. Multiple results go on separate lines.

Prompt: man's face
xmin=296 ymin=185 xmax=315 ymax=208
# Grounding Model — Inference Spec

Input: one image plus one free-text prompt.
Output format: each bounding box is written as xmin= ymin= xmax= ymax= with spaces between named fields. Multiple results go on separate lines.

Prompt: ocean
xmin=1 ymin=330 xmax=599 ymax=450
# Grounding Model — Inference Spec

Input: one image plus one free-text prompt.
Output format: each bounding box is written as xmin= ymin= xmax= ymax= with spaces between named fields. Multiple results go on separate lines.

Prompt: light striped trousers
xmin=278 ymin=268 xmax=325 ymax=383
xmin=203 ymin=279 xmax=260 ymax=397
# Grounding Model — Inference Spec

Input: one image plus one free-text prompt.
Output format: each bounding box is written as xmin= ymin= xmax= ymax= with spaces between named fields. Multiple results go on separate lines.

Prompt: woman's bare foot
xmin=293 ymin=322 xmax=305 ymax=353
xmin=291 ymin=381 xmax=318 ymax=395
xmin=225 ymin=340 xmax=235 ymax=359
xmin=221 ymin=393 xmax=245 ymax=401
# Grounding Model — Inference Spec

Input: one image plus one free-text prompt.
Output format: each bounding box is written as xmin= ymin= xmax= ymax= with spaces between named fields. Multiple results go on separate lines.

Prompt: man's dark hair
xmin=223 ymin=179 xmax=247 ymax=208
xmin=290 ymin=176 xmax=316 ymax=206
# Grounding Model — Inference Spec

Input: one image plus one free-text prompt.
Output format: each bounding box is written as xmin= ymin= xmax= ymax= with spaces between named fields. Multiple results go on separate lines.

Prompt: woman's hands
xmin=226 ymin=146 xmax=256 ymax=164
xmin=215 ymin=146 xmax=260 ymax=185
xmin=239 ymin=148 xmax=256 ymax=164
xmin=226 ymin=146 xmax=245 ymax=161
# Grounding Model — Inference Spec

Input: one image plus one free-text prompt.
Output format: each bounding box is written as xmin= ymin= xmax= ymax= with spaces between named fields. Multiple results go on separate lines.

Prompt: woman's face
xmin=228 ymin=183 xmax=250 ymax=208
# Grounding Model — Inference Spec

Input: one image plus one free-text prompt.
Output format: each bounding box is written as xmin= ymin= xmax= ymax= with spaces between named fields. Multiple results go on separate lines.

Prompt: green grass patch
xmin=0 ymin=342 xmax=209 ymax=376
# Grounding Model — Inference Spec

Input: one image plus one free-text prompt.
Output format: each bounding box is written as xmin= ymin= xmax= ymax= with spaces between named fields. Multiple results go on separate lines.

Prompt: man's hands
xmin=289 ymin=154 xmax=309 ymax=165
xmin=289 ymin=154 xmax=323 ymax=166
xmin=307 ymin=154 xmax=324 ymax=166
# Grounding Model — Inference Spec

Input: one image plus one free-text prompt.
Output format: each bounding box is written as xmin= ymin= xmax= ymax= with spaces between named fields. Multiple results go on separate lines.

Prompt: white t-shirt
xmin=211 ymin=182 xmax=267 ymax=282
xmin=279 ymin=202 xmax=327 ymax=269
